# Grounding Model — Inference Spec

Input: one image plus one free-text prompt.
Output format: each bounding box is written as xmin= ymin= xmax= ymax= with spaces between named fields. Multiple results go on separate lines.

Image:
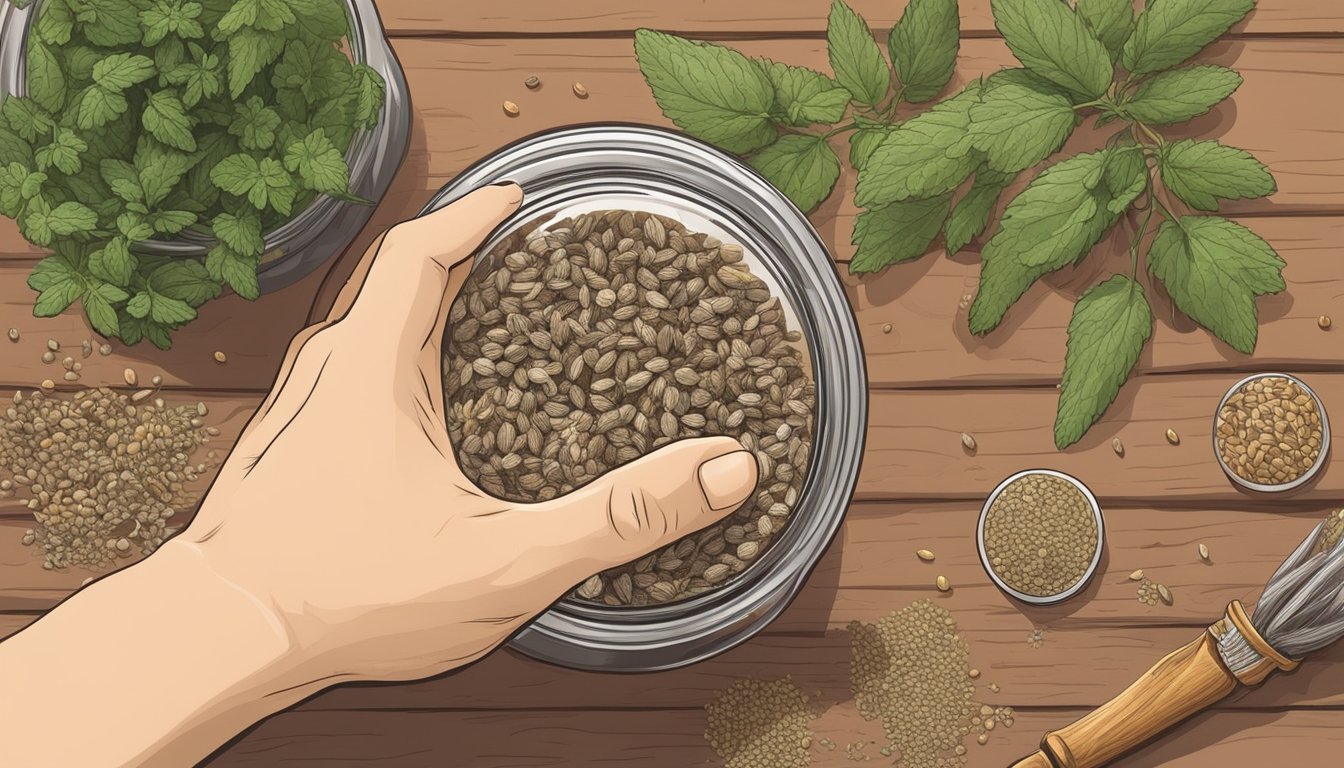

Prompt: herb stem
xmin=823 ymin=121 xmax=860 ymax=139
xmin=1129 ymin=196 xmax=1156 ymax=280
xmin=1134 ymin=121 xmax=1165 ymax=148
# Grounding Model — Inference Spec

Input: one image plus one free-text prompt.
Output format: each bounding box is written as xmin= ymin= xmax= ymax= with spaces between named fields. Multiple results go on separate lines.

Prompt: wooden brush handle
xmin=1008 ymin=630 xmax=1236 ymax=768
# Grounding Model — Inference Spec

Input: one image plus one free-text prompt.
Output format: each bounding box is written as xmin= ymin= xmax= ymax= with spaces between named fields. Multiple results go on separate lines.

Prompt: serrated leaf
xmin=0 ymin=127 xmax=33 ymax=167
xmin=33 ymin=279 xmax=83 ymax=317
xmin=227 ymin=28 xmax=285 ymax=99
xmin=82 ymin=287 xmax=121 ymax=336
xmin=117 ymin=211 xmax=154 ymax=240
xmin=849 ymin=125 xmax=896 ymax=170
xmin=229 ymin=95 xmax=282 ymax=150
xmin=850 ymin=194 xmax=953 ymax=272
xmin=748 ymin=134 xmax=841 ymax=213
xmin=140 ymin=0 xmax=205 ymax=46
xmin=26 ymin=41 xmax=67 ymax=114
xmin=206 ymin=242 xmax=261 ymax=300
xmin=89 ymin=236 xmax=136 ymax=285
xmin=100 ymin=158 xmax=142 ymax=201
xmin=126 ymin=291 xmax=152 ymax=318
xmin=34 ymin=128 xmax=88 ymax=175
xmin=142 ymin=90 xmax=197 ymax=151
xmin=211 ymin=209 xmax=264 ymax=256
xmin=992 ymin=0 xmax=1112 ymax=98
xmin=1123 ymin=0 xmax=1254 ymax=76
xmin=2 ymin=96 xmax=55 ymax=142
xmin=147 ymin=292 xmax=196 ymax=324
xmin=83 ymin=0 xmax=142 ymax=47
xmin=827 ymin=0 xmax=889 ymax=105
xmin=28 ymin=251 xmax=80 ymax=291
xmin=762 ymin=60 xmax=850 ymax=127
xmin=1158 ymin=139 xmax=1275 ymax=211
xmin=855 ymin=84 xmax=978 ymax=206
xmin=282 ymin=128 xmax=349 ymax=195
xmin=35 ymin=0 xmax=75 ymax=45
xmin=135 ymin=143 xmax=192 ymax=207
xmin=1123 ymin=65 xmax=1242 ymax=125
xmin=76 ymin=85 xmax=128 ymax=129
xmin=1148 ymin=216 xmax=1284 ymax=354
xmin=164 ymin=48 xmax=221 ymax=107
xmin=888 ymin=0 xmax=959 ymax=102
xmin=149 ymin=259 xmax=219 ymax=305
xmin=968 ymin=148 xmax=1145 ymax=334
xmin=92 ymin=53 xmax=155 ymax=91
xmin=147 ymin=209 xmax=196 ymax=234
xmin=218 ymin=0 xmax=296 ymax=35
xmin=969 ymin=69 xmax=1078 ymax=173
xmin=945 ymin=168 xmax=1013 ymax=255
xmin=634 ymin=29 xmax=776 ymax=154
xmin=210 ymin=153 xmax=295 ymax=212
xmin=1055 ymin=275 xmax=1152 ymax=448
xmin=0 ymin=162 xmax=36 ymax=217
xmin=350 ymin=63 xmax=384 ymax=129
xmin=1077 ymin=0 xmax=1135 ymax=62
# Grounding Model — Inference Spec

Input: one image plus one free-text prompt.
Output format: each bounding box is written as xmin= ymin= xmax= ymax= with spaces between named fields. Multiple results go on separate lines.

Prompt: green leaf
xmin=75 ymin=85 xmax=129 ymax=129
xmin=83 ymin=0 xmax=143 ymax=47
xmin=147 ymin=210 xmax=197 ymax=234
xmin=149 ymin=259 xmax=219 ymax=305
xmin=92 ymin=53 xmax=156 ymax=91
xmin=0 ymin=127 xmax=34 ymax=167
xmin=848 ymin=124 xmax=896 ymax=170
xmin=748 ymin=134 xmax=841 ymax=213
xmin=350 ymin=63 xmax=384 ymax=129
xmin=888 ymin=0 xmax=959 ymax=102
xmin=633 ymin=29 xmax=776 ymax=154
xmin=850 ymin=194 xmax=953 ymax=273
xmin=101 ymin=158 xmax=143 ymax=201
xmin=26 ymin=41 xmax=67 ymax=114
xmin=206 ymin=243 xmax=261 ymax=300
xmin=969 ymin=69 xmax=1078 ymax=174
xmin=217 ymin=0 xmax=296 ymax=35
xmin=1123 ymin=0 xmax=1254 ymax=76
xmin=89 ymin=236 xmax=136 ymax=285
xmin=164 ymin=45 xmax=221 ymax=107
xmin=35 ymin=0 xmax=75 ymax=45
xmin=968 ymin=148 xmax=1145 ymax=334
xmin=855 ymin=84 xmax=978 ymax=206
xmin=34 ymin=129 xmax=88 ymax=175
xmin=1076 ymin=0 xmax=1135 ymax=62
xmin=135 ymin=143 xmax=192 ymax=207
xmin=126 ymin=292 xmax=152 ymax=318
xmin=229 ymin=95 xmax=282 ymax=150
xmin=1054 ymin=275 xmax=1152 ymax=448
xmin=991 ymin=0 xmax=1112 ymax=98
xmin=282 ymin=128 xmax=349 ymax=195
xmin=23 ymin=198 xmax=97 ymax=245
xmin=140 ymin=0 xmax=205 ymax=46
xmin=2 ymin=96 xmax=55 ymax=142
xmin=147 ymin=292 xmax=196 ymax=324
xmin=0 ymin=162 xmax=41 ymax=217
xmin=1123 ymin=65 xmax=1242 ymax=125
xmin=1148 ymin=216 xmax=1285 ymax=354
xmin=142 ymin=90 xmax=197 ymax=151
xmin=34 ymin=279 xmax=83 ymax=317
xmin=227 ymin=28 xmax=285 ymax=99
xmin=289 ymin=0 xmax=349 ymax=41
xmin=83 ymin=287 xmax=121 ymax=336
xmin=1157 ymin=139 xmax=1275 ymax=211
xmin=945 ymin=168 xmax=1013 ymax=255
xmin=211 ymin=209 xmax=264 ymax=256
xmin=762 ymin=60 xmax=851 ymax=127
xmin=28 ymin=250 xmax=81 ymax=291
xmin=117 ymin=210 xmax=154 ymax=240
xmin=62 ymin=46 xmax=102 ymax=83
xmin=210 ymin=153 xmax=295 ymax=212
xmin=826 ymin=0 xmax=889 ymax=105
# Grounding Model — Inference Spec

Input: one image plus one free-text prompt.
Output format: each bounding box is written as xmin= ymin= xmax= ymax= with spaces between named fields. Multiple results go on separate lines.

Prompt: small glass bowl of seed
xmin=1214 ymin=373 xmax=1330 ymax=493
xmin=424 ymin=125 xmax=867 ymax=671
xmin=977 ymin=469 xmax=1104 ymax=605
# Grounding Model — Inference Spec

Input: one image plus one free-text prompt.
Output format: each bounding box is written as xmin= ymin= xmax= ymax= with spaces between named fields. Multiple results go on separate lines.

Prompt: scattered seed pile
xmin=704 ymin=676 xmax=814 ymax=768
xmin=1313 ymin=509 xmax=1344 ymax=556
xmin=443 ymin=209 xmax=815 ymax=605
xmin=0 ymin=387 xmax=217 ymax=569
xmin=1026 ymin=628 xmax=1044 ymax=648
xmin=1217 ymin=375 xmax=1324 ymax=486
xmin=982 ymin=473 xmax=1098 ymax=597
xmin=1135 ymin=576 xmax=1173 ymax=607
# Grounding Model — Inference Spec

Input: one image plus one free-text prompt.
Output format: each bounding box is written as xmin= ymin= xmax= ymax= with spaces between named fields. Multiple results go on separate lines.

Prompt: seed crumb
xmin=917 ymin=549 xmax=935 ymax=562
xmin=968 ymin=668 xmax=980 ymax=679
xmin=1319 ymin=315 xmax=1332 ymax=330
xmin=502 ymin=100 xmax=520 ymax=117
xmin=1026 ymin=629 xmax=1044 ymax=649
xmin=1128 ymin=569 xmax=1144 ymax=581
xmin=213 ymin=351 xmax=227 ymax=364
xmin=1165 ymin=428 xmax=1180 ymax=445
xmin=524 ymin=75 xmax=540 ymax=89
xmin=572 ymin=81 xmax=588 ymax=98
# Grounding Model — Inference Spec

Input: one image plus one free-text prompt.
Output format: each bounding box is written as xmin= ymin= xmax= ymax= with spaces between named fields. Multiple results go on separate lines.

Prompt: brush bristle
xmin=1249 ymin=513 xmax=1344 ymax=660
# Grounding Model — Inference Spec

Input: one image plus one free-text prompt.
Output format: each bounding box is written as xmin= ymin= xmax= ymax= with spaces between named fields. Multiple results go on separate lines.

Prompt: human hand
xmin=171 ymin=182 xmax=759 ymax=687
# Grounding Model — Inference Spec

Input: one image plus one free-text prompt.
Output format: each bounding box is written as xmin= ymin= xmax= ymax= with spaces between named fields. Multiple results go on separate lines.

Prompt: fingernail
xmin=698 ymin=450 xmax=757 ymax=511
xmin=488 ymin=179 xmax=524 ymax=204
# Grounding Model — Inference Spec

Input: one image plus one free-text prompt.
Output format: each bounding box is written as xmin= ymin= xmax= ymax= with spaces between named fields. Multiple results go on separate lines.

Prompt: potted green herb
xmin=0 ymin=0 xmax=410 ymax=347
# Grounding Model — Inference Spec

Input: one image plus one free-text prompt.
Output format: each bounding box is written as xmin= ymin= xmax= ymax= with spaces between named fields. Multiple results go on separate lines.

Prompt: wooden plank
xmin=374 ymin=1 xmax=1344 ymax=37
xmin=203 ymin=706 xmax=1344 ymax=767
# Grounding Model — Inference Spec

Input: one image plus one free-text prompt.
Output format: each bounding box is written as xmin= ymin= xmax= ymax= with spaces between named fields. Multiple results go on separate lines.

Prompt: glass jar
xmin=424 ymin=125 xmax=867 ymax=671
xmin=0 ymin=0 xmax=411 ymax=293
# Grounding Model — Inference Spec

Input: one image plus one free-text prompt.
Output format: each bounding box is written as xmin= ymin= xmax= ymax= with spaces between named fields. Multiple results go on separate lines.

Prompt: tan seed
xmin=6 ymin=328 xmax=17 ymax=342
xmin=961 ymin=432 xmax=977 ymax=451
xmin=1198 ymin=543 xmax=1210 ymax=562
xmin=936 ymin=575 xmax=950 ymax=592
xmin=1128 ymin=569 xmax=1144 ymax=581
xmin=39 ymin=379 xmax=54 ymax=390
xmin=46 ymin=339 xmax=58 ymax=351
xmin=1165 ymin=428 xmax=1180 ymax=445
xmin=1112 ymin=436 xmax=1124 ymax=456
xmin=1157 ymin=583 xmax=1173 ymax=605
xmin=123 ymin=368 xmax=137 ymax=386
xmin=1319 ymin=315 xmax=1332 ymax=330
xmin=213 ymin=351 xmax=227 ymax=364
xmin=502 ymin=100 xmax=520 ymax=117
xmin=917 ymin=549 xmax=935 ymax=562
xmin=524 ymin=75 xmax=540 ymax=89
xmin=882 ymin=323 xmax=892 ymax=334
xmin=41 ymin=351 xmax=54 ymax=364
xmin=572 ymin=81 xmax=588 ymax=98
xmin=98 ymin=343 xmax=112 ymax=356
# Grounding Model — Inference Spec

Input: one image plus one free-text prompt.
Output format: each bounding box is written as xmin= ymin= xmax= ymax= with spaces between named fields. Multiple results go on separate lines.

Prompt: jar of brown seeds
xmin=1214 ymin=373 xmax=1330 ymax=492
xmin=423 ymin=125 xmax=866 ymax=671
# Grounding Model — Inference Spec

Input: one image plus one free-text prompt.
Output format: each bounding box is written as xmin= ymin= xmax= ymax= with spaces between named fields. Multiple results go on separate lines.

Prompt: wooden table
xmin=2 ymin=2 xmax=1343 ymax=765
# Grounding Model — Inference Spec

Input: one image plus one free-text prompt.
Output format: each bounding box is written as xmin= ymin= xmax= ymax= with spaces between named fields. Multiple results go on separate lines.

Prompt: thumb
xmin=511 ymin=436 xmax=758 ymax=584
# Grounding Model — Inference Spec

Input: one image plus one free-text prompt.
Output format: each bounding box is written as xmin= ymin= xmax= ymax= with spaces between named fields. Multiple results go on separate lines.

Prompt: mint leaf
xmin=148 ymin=293 xmax=196 ymax=324
xmin=35 ymin=0 xmax=75 ymax=45
xmin=945 ymin=168 xmax=1013 ymax=255
xmin=1123 ymin=0 xmax=1254 ymax=76
xmin=26 ymin=41 xmax=67 ymax=114
xmin=23 ymin=198 xmax=97 ymax=245
xmin=35 ymin=128 xmax=88 ymax=175
xmin=826 ymin=0 xmax=889 ymax=106
xmin=92 ymin=53 xmax=155 ymax=91
xmin=83 ymin=286 xmax=121 ymax=336
xmin=75 ymin=85 xmax=129 ymax=130
xmin=350 ymin=63 xmax=384 ymax=129
xmin=849 ymin=124 xmax=896 ymax=170
xmin=83 ymin=0 xmax=143 ymax=47
xmin=1148 ymin=216 xmax=1284 ymax=354
xmin=206 ymin=242 xmax=261 ymax=300
xmin=0 ymin=162 xmax=44 ymax=217
xmin=229 ymin=96 xmax=281 ymax=150
xmin=970 ymin=69 xmax=1078 ymax=173
xmin=212 ymin=209 xmax=264 ymax=256
xmin=101 ymin=158 xmax=142 ymax=201
xmin=855 ymin=84 xmax=978 ymax=206
xmin=1158 ymin=139 xmax=1275 ymax=211
xmin=126 ymin=291 xmax=151 ymax=318
xmin=89 ymin=236 xmax=136 ymax=285
xmin=1077 ymin=0 xmax=1135 ymax=62
xmin=850 ymin=194 xmax=953 ymax=272
xmin=218 ymin=0 xmax=296 ymax=35
xmin=282 ymin=128 xmax=349 ymax=195
xmin=164 ymin=47 xmax=221 ymax=107
xmin=140 ymin=0 xmax=205 ymax=46
xmin=748 ymin=134 xmax=841 ymax=213
xmin=634 ymin=29 xmax=776 ymax=154
xmin=1055 ymin=275 xmax=1152 ymax=448
xmin=117 ymin=210 xmax=154 ymax=240
xmin=28 ymin=250 xmax=82 ymax=291
xmin=149 ymin=259 xmax=219 ymax=305
xmin=227 ymin=28 xmax=285 ymax=99
xmin=762 ymin=60 xmax=850 ymax=127
xmin=34 ymin=278 xmax=83 ymax=318
xmin=211 ymin=153 xmax=295 ymax=212
xmin=992 ymin=0 xmax=1112 ymax=99
xmin=2 ymin=96 xmax=55 ymax=142
xmin=1123 ymin=65 xmax=1242 ymax=125
xmin=968 ymin=148 xmax=1144 ymax=334
xmin=147 ymin=209 xmax=196 ymax=234
xmin=0 ymin=127 xmax=33 ymax=167
xmin=888 ymin=0 xmax=959 ymax=102
xmin=143 ymin=90 xmax=197 ymax=151
xmin=61 ymin=46 xmax=102 ymax=83
xmin=135 ymin=143 xmax=191 ymax=207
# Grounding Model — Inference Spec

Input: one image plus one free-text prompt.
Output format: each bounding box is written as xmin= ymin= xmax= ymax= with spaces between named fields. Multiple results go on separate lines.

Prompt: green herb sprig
xmin=0 ymin=0 xmax=385 ymax=348
xmin=635 ymin=0 xmax=1281 ymax=448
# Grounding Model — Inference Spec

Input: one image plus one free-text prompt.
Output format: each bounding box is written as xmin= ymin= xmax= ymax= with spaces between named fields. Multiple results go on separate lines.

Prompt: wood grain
xmin=372 ymin=1 xmax=1344 ymax=37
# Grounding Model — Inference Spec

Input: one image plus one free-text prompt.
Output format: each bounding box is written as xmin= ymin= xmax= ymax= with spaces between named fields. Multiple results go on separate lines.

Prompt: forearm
xmin=0 ymin=541 xmax=313 ymax=768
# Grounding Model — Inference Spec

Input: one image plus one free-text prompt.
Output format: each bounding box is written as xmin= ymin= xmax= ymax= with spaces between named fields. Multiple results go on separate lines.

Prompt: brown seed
xmin=81 ymin=339 xmax=92 ymax=358
xmin=961 ymin=432 xmax=977 ymax=451
xmin=123 ymin=368 xmax=138 ymax=386
xmin=1165 ymin=428 xmax=1180 ymax=445
xmin=39 ymin=379 xmax=54 ymax=390
xmin=572 ymin=82 xmax=588 ymax=98
xmin=936 ymin=575 xmax=950 ymax=592
xmin=524 ymin=75 xmax=540 ymax=89
xmin=46 ymin=339 xmax=59 ymax=351
xmin=98 ymin=343 xmax=112 ymax=356
xmin=1198 ymin=543 xmax=1210 ymax=563
xmin=917 ymin=549 xmax=935 ymax=562
xmin=6 ymin=328 xmax=17 ymax=342
xmin=151 ymin=374 xmax=162 ymax=387
xmin=213 ymin=351 xmax=227 ymax=364
xmin=502 ymin=100 xmax=520 ymax=117
xmin=1319 ymin=315 xmax=1332 ymax=330
xmin=882 ymin=323 xmax=892 ymax=334
xmin=1112 ymin=436 xmax=1124 ymax=456
xmin=41 ymin=351 xmax=55 ymax=364
xmin=1157 ymin=583 xmax=1173 ymax=605
xmin=1128 ymin=569 xmax=1144 ymax=581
